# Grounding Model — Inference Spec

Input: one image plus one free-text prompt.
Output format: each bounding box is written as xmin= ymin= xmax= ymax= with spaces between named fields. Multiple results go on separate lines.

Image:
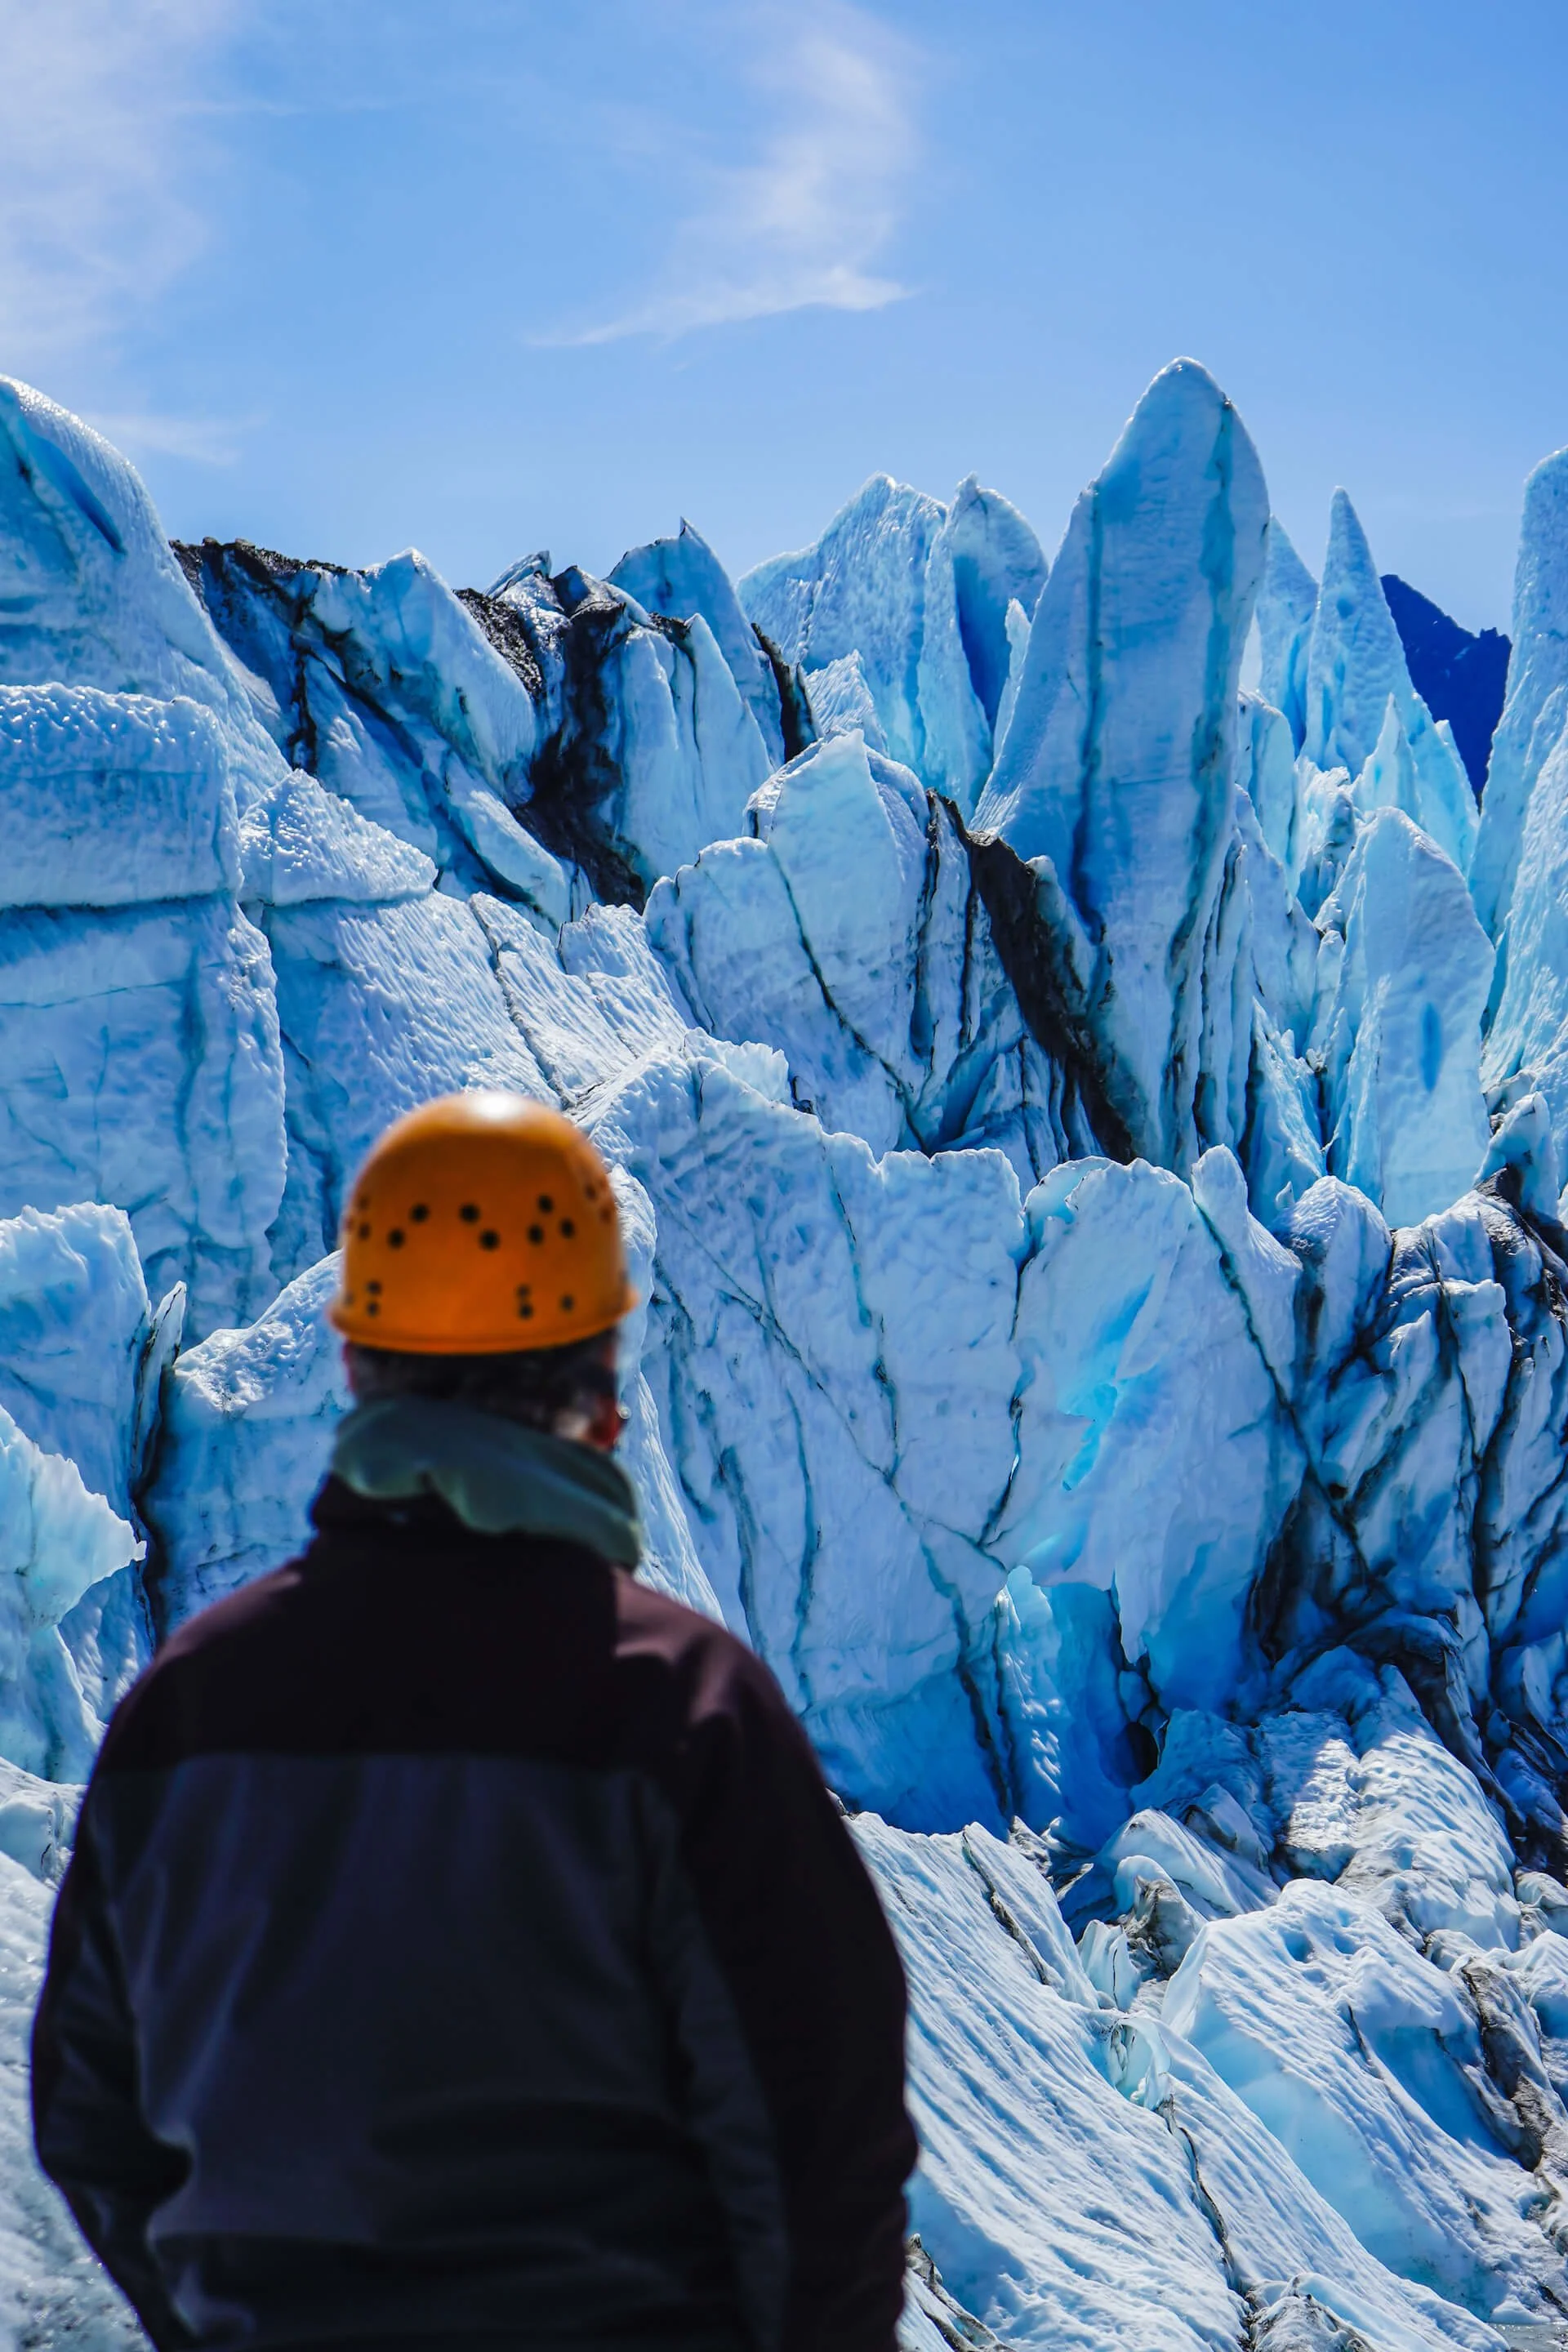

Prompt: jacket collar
xmin=327 ymin=1396 xmax=643 ymax=1568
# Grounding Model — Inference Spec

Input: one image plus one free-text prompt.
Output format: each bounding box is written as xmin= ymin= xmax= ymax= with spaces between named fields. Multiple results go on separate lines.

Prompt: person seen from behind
xmin=32 ymin=1092 xmax=917 ymax=2352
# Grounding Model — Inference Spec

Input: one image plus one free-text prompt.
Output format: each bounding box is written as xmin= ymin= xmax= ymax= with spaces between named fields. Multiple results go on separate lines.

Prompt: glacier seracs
xmin=1304 ymin=490 xmax=1478 ymax=880
xmin=1255 ymin=516 xmax=1319 ymax=753
xmin=609 ymin=517 xmax=790 ymax=772
xmin=1471 ymin=447 xmax=1568 ymax=950
xmin=644 ymin=729 xmax=1067 ymax=1178
xmin=973 ymin=358 xmax=1270 ymax=1178
xmin=737 ymin=469 xmax=1026 ymax=813
xmin=7 ymin=359 xmax=1568 ymax=2344
xmin=1310 ymin=806 xmax=1493 ymax=1226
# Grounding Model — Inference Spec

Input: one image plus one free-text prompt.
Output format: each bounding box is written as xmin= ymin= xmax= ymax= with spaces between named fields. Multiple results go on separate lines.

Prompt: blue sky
xmin=4 ymin=0 xmax=1566 ymax=630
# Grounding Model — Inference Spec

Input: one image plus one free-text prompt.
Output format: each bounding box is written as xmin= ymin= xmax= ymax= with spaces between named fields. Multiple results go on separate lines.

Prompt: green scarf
xmin=331 ymin=1396 xmax=643 ymax=1566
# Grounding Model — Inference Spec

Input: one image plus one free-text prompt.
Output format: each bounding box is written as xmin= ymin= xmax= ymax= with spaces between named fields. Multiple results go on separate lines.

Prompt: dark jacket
xmin=32 ymin=1477 xmax=916 ymax=2352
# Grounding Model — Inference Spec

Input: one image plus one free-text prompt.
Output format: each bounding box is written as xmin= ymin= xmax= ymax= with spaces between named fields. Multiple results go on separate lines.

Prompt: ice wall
xmin=0 ymin=392 xmax=289 ymax=1334
xmin=4 ymin=362 xmax=1568 ymax=2343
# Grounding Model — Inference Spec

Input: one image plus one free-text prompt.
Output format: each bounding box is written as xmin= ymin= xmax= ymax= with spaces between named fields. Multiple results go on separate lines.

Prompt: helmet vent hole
xmin=560 ymin=1294 xmax=574 ymax=1312
xmin=538 ymin=1195 xmax=554 ymax=1214
xmin=388 ymin=1229 xmax=405 ymax=1249
xmin=367 ymin=1300 xmax=381 ymax=1316
xmin=367 ymin=1280 xmax=382 ymax=1295
xmin=358 ymin=1222 xmax=371 ymax=1241
xmin=459 ymin=1203 xmax=480 ymax=1223
xmin=410 ymin=1204 xmax=430 ymax=1223
xmin=479 ymin=1229 xmax=500 ymax=1250
xmin=518 ymin=1303 xmax=534 ymax=1319
xmin=528 ymin=1224 xmax=545 ymax=1244
xmin=560 ymin=1218 xmax=575 ymax=1238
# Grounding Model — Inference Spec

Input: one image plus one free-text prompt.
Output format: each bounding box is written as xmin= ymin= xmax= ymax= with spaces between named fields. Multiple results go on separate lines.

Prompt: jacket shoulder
xmin=95 ymin=1561 xmax=306 ymax=1774
xmin=612 ymin=1576 xmax=801 ymax=1733
xmin=609 ymin=1575 xmax=833 ymax=1817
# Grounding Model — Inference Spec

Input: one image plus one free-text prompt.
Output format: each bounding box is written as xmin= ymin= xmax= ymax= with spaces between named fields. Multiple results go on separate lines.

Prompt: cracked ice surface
xmin=646 ymin=730 xmax=1067 ymax=1180
xmin=0 ymin=1851 xmax=147 ymax=2350
xmin=586 ymin=1035 xmax=1024 ymax=1827
xmin=8 ymin=357 xmax=1568 ymax=2341
xmin=861 ymin=1814 xmax=1503 ymax=2352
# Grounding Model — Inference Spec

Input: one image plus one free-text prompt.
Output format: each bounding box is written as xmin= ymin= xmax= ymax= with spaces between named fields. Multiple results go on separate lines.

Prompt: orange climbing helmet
xmin=328 ymin=1093 xmax=637 ymax=1355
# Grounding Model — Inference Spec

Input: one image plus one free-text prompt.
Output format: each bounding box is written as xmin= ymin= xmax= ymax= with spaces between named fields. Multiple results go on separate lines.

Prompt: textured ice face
xmin=975 ymin=359 xmax=1271 ymax=1175
xmin=0 ymin=1202 xmax=158 ymax=1512
xmin=861 ymin=1813 xmax=1511 ymax=2352
xmin=1255 ymin=516 xmax=1319 ymax=751
xmin=0 ymin=1201 xmax=168 ymax=1780
xmin=584 ymin=1031 xmax=1025 ymax=1829
xmin=0 ymin=686 xmax=240 ymax=906
xmin=482 ymin=559 xmax=779 ymax=902
xmin=144 ymin=1253 xmax=348 ymax=1626
xmin=0 ymin=1851 xmax=150 ymax=2345
xmin=997 ymin=1154 xmax=1299 ymax=1716
xmin=176 ymin=537 xmax=575 ymax=915
xmin=0 ymin=399 xmax=290 ymax=1338
xmin=1482 ymin=721 xmax=1568 ymax=1173
xmin=1311 ymin=807 xmax=1494 ymax=1226
xmin=742 ymin=475 xmax=951 ymax=766
xmin=609 ymin=518 xmax=787 ymax=770
xmin=0 ymin=1406 xmax=140 ymax=1780
xmin=1471 ymin=445 xmax=1568 ymax=943
xmin=1304 ymin=491 xmax=1478 ymax=878
xmin=739 ymin=470 xmax=1021 ymax=812
xmin=7 ymin=367 xmax=1568 ymax=2337
xmin=0 ymin=895 xmax=285 ymax=1334
xmin=1164 ymin=1877 xmax=1558 ymax=2319
xmin=259 ymin=891 xmax=555 ymax=1281
xmin=645 ymin=731 xmax=1067 ymax=1183
xmin=0 ymin=381 xmax=287 ymax=813
xmin=940 ymin=474 xmax=1049 ymax=729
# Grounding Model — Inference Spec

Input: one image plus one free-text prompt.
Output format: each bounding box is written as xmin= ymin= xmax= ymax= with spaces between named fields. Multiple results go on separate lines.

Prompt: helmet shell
xmin=329 ymin=1093 xmax=635 ymax=1354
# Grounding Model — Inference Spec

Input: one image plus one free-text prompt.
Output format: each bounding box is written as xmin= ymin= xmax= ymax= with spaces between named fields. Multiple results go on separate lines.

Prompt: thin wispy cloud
xmin=82 ymin=409 xmax=262 ymax=469
xmin=0 ymin=0 xmax=235 ymax=367
xmin=539 ymin=2 xmax=920 ymax=348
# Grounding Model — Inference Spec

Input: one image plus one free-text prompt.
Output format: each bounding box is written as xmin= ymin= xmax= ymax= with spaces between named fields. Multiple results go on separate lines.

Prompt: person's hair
xmin=344 ymin=1330 xmax=618 ymax=1434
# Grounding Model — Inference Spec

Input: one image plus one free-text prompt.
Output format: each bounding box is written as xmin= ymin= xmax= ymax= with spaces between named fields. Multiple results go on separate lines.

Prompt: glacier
xmin=3 ymin=351 xmax=1568 ymax=2346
